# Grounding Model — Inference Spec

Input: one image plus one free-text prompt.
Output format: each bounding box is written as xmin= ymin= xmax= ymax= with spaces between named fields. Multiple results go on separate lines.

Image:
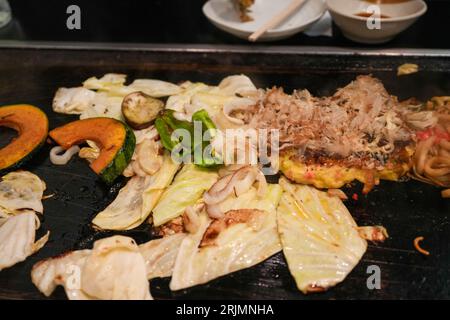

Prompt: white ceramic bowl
xmin=327 ymin=0 xmax=427 ymax=44
xmin=203 ymin=0 xmax=327 ymax=42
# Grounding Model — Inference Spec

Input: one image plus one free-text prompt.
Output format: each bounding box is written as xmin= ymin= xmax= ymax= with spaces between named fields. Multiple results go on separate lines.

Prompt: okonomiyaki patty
xmin=238 ymin=75 xmax=415 ymax=191
xmin=279 ymin=147 xmax=413 ymax=193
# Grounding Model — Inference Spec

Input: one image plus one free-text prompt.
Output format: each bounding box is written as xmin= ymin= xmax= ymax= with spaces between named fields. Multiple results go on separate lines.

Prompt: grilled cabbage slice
xmin=31 ymin=249 xmax=91 ymax=299
xmin=92 ymin=153 xmax=179 ymax=230
xmin=152 ymin=164 xmax=218 ymax=226
xmin=165 ymin=75 xmax=257 ymax=123
xmin=0 ymin=171 xmax=46 ymax=214
xmin=0 ymin=211 xmax=49 ymax=271
xmin=277 ymin=177 xmax=367 ymax=293
xmin=218 ymin=182 xmax=283 ymax=213
xmin=52 ymin=87 xmax=96 ymax=115
xmin=169 ymin=184 xmax=282 ymax=291
xmin=139 ymin=232 xmax=187 ymax=279
xmin=32 ymin=236 xmax=152 ymax=300
xmin=81 ymin=236 xmax=151 ymax=300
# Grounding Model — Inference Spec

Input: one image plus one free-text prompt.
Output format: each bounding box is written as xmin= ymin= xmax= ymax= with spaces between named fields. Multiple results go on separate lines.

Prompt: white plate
xmin=203 ymin=0 xmax=327 ymax=42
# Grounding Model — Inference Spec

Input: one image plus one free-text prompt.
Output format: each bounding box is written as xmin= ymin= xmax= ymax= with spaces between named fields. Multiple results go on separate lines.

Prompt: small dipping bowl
xmin=327 ymin=0 xmax=427 ymax=44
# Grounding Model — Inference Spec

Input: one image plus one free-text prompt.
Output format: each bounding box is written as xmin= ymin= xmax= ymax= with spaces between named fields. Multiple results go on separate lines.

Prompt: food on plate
xmin=82 ymin=73 xmax=128 ymax=92
xmin=413 ymin=236 xmax=430 ymax=256
xmin=3 ymin=72 xmax=447 ymax=299
xmin=0 ymin=211 xmax=49 ymax=271
xmin=82 ymin=73 xmax=182 ymax=98
xmin=327 ymin=188 xmax=348 ymax=200
xmin=122 ymin=126 xmax=163 ymax=177
xmin=157 ymin=216 xmax=185 ymax=236
xmin=411 ymin=97 xmax=450 ymax=196
xmin=139 ymin=232 xmax=187 ymax=279
xmin=152 ymin=164 xmax=219 ymax=226
xmin=155 ymin=109 xmax=221 ymax=167
xmin=32 ymin=249 xmax=91 ymax=299
xmin=80 ymin=94 xmax=125 ymax=121
xmin=167 ymin=170 xmax=280 ymax=291
xmin=49 ymin=118 xmax=136 ymax=184
xmin=203 ymin=165 xmax=269 ymax=218
xmin=32 ymin=236 xmax=152 ymax=300
xmin=0 ymin=171 xmax=47 ymax=214
xmin=78 ymin=140 xmax=101 ymax=164
xmin=0 ymin=171 xmax=49 ymax=272
xmin=80 ymin=236 xmax=151 ymax=300
xmin=235 ymin=76 xmax=414 ymax=193
xmin=170 ymin=184 xmax=282 ymax=290
xmin=31 ymin=233 xmax=186 ymax=299
xmin=217 ymin=74 xmax=258 ymax=97
xmin=397 ymin=63 xmax=419 ymax=76
xmin=165 ymin=75 xmax=258 ymax=131
xmin=233 ymin=0 xmax=255 ymax=22
xmin=191 ymin=109 xmax=220 ymax=161
xmin=134 ymin=139 xmax=163 ymax=175
xmin=277 ymin=177 xmax=386 ymax=293
xmin=84 ymin=75 xmax=180 ymax=98
xmin=121 ymin=92 xmax=164 ymax=129
xmin=53 ymin=87 xmax=97 ymax=115
xmin=53 ymin=74 xmax=180 ymax=121
xmin=49 ymin=145 xmax=81 ymax=165
xmin=357 ymin=226 xmax=389 ymax=242
xmin=0 ymin=105 xmax=49 ymax=173
xmin=92 ymin=153 xmax=180 ymax=230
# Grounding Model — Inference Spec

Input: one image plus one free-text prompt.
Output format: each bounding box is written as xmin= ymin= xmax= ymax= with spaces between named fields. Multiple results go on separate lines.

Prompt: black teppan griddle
xmin=0 ymin=43 xmax=449 ymax=300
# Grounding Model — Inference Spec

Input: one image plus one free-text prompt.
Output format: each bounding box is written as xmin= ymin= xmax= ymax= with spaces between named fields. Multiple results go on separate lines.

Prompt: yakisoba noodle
xmin=413 ymin=97 xmax=450 ymax=197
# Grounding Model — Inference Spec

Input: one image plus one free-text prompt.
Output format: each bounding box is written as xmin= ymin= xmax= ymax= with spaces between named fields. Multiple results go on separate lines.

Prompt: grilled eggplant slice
xmin=121 ymin=92 xmax=164 ymax=129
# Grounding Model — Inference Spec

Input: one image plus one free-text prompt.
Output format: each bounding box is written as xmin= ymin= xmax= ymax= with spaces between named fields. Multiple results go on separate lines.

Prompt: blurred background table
xmin=0 ymin=0 xmax=448 ymax=48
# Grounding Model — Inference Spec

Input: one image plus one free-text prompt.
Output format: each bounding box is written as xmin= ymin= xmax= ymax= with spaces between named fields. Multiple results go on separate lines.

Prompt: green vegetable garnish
xmin=155 ymin=109 xmax=222 ymax=168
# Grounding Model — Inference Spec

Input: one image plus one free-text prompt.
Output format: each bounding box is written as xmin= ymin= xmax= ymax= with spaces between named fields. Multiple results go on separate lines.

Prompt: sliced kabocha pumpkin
xmin=0 ymin=104 xmax=49 ymax=173
xmin=49 ymin=118 xmax=136 ymax=184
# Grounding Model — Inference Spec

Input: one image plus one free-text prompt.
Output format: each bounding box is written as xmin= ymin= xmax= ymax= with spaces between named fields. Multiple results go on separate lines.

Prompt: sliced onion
xmin=218 ymin=164 xmax=246 ymax=177
xmin=234 ymin=170 xmax=256 ymax=196
xmin=204 ymin=166 xmax=253 ymax=205
xmin=205 ymin=166 xmax=265 ymax=205
xmin=50 ymin=146 xmax=80 ymax=165
xmin=222 ymin=98 xmax=254 ymax=125
xmin=255 ymin=169 xmax=268 ymax=198
xmin=203 ymin=173 xmax=234 ymax=205
xmin=205 ymin=204 xmax=224 ymax=219
xmin=204 ymin=166 xmax=267 ymax=219
xmin=223 ymin=103 xmax=245 ymax=125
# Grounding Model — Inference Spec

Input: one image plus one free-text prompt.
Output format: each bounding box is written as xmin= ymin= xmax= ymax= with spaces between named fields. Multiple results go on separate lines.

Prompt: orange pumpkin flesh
xmin=0 ymin=104 xmax=49 ymax=172
xmin=49 ymin=118 xmax=135 ymax=184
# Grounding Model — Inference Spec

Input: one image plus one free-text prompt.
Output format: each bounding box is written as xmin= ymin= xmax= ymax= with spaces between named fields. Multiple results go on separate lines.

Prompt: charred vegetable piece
xmin=0 ymin=104 xmax=49 ymax=173
xmin=121 ymin=92 xmax=164 ymax=129
xmin=49 ymin=118 xmax=135 ymax=184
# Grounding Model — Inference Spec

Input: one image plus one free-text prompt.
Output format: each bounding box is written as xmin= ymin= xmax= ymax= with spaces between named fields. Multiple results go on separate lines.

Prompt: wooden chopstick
xmin=248 ymin=0 xmax=306 ymax=42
